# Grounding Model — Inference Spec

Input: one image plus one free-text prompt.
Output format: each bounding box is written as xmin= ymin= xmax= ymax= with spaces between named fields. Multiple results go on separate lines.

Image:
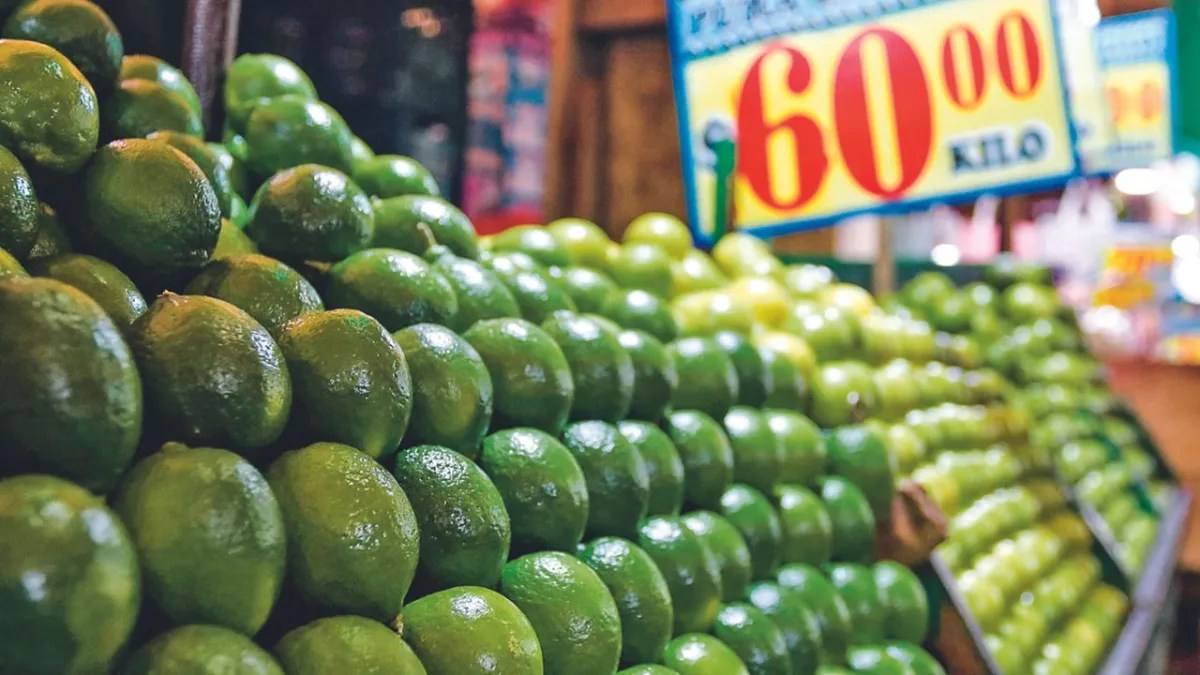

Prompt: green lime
xmin=501 ymin=551 xmax=622 ymax=675
xmin=0 ymin=145 xmax=37 ymax=258
xmin=102 ymin=78 xmax=201 ymax=141
xmin=619 ymin=329 xmax=678 ymax=423
xmin=224 ymin=53 xmax=317 ymax=131
xmin=826 ymin=563 xmax=885 ymax=644
xmin=764 ymin=410 xmax=827 ymax=488
xmin=827 ymin=425 xmax=897 ymax=519
xmin=431 ymin=253 xmax=520 ymax=331
xmin=873 ymin=562 xmax=929 ymax=644
xmin=744 ymin=581 xmax=825 ymax=674
xmin=129 ymin=293 xmax=290 ymax=454
xmin=112 ymin=444 xmax=285 ymax=635
xmin=619 ymin=666 xmax=681 ymax=675
xmin=669 ymin=337 xmax=739 ymax=419
xmin=245 ymin=96 xmax=354 ymax=176
xmin=884 ymin=643 xmax=946 ymax=675
xmin=354 ymin=154 xmax=439 ymax=198
xmin=667 ymin=410 xmax=735 ymax=509
xmin=25 ymin=202 xmax=71 ymax=260
xmin=400 ymin=586 xmax=543 ymax=675
xmin=562 ymin=420 xmax=651 ymax=539
xmin=3 ymin=0 xmax=122 ymax=92
xmin=148 ymin=130 xmax=236 ymax=217
xmin=0 ymin=246 xmax=27 ymax=277
xmin=185 ymin=253 xmax=322 ymax=337
xmin=480 ymin=428 xmax=588 ymax=552
xmin=720 ymin=484 xmax=783 ymax=580
xmin=327 ymin=248 xmax=457 ymax=331
xmin=267 ymin=442 xmax=420 ymax=620
xmin=776 ymin=563 xmax=854 ymax=663
xmin=464 ymin=317 xmax=574 ymax=433
xmin=377 ymin=194 xmax=478 ymax=260
xmin=246 ymin=164 xmax=374 ymax=262
xmin=810 ymin=361 xmax=878 ymax=428
xmin=724 ymin=406 xmax=784 ymax=496
xmin=542 ymin=312 xmax=635 ymax=422
xmin=120 ymin=54 xmax=201 ymax=115
xmin=279 ymin=310 xmax=412 ymax=461
xmin=619 ymin=420 xmax=685 ymax=516
xmin=611 ymin=242 xmax=674 ymax=297
xmin=28 ymin=252 xmax=147 ymax=332
xmin=370 ymin=196 xmax=438 ymax=254
xmin=81 ymin=138 xmax=220 ymax=271
xmin=0 ymin=39 xmax=98 ymax=173
xmin=774 ymin=484 xmax=833 ymax=566
xmin=624 ymin=212 xmax=692 ymax=260
xmin=211 ymin=218 xmax=258 ymax=260
xmin=123 ymin=625 xmax=282 ymax=675
xmin=275 ymin=616 xmax=426 ymax=675
xmin=663 ymin=634 xmax=750 ymax=675
xmin=683 ymin=511 xmax=753 ymax=601
xmin=601 ymin=288 xmax=679 ymax=342
xmin=760 ymin=346 xmax=808 ymax=411
xmin=548 ymin=217 xmax=610 ymax=268
xmin=349 ymin=135 xmax=375 ymax=169
xmin=714 ymin=331 xmax=769 ymax=407
xmin=559 ymin=266 xmax=617 ymax=313
xmin=639 ymin=516 xmax=725 ymax=634
xmin=493 ymin=224 xmax=571 ymax=267
xmin=818 ymin=476 xmax=876 ymax=564
xmin=393 ymin=323 xmax=492 ymax=456
xmin=207 ymin=140 xmax=249 ymax=199
xmin=578 ymin=536 xmax=674 ymax=668
xmin=713 ymin=602 xmax=796 ymax=675
xmin=846 ymin=646 xmax=919 ymax=675
xmin=0 ymin=278 xmax=141 ymax=492
xmin=0 ymin=475 xmax=139 ymax=675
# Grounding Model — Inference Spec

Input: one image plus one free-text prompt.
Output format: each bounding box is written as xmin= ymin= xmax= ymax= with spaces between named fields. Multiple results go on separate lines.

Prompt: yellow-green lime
xmin=2 ymin=0 xmax=122 ymax=92
xmin=0 ymin=39 xmax=98 ymax=173
xmin=276 ymin=616 xmax=426 ymax=675
xmin=0 ymin=278 xmax=141 ymax=492
xmin=560 ymin=266 xmax=618 ymax=313
xmin=244 ymin=96 xmax=354 ymax=176
xmin=0 ymin=145 xmax=37 ymax=257
xmin=148 ymin=130 xmax=235 ymax=217
xmin=625 ymin=212 xmax=692 ymax=260
xmin=185 ymin=253 xmax=323 ymax=338
xmin=224 ymin=53 xmax=317 ymax=131
xmin=28 ymin=252 xmax=147 ymax=332
xmin=577 ymin=537 xmax=674 ymax=668
xmin=400 ymin=586 xmax=543 ymax=675
xmin=123 ymin=625 xmax=283 ymax=675
xmin=0 ymin=475 xmax=139 ymax=675
xmin=354 ymin=154 xmax=440 ymax=198
xmin=279 ymin=310 xmax=413 ymax=461
xmin=619 ymin=666 xmax=681 ymax=675
xmin=112 ymin=444 xmax=285 ymax=635
xmin=81 ymin=139 xmax=220 ymax=271
xmin=102 ymin=78 xmax=201 ymax=141
xmin=120 ymin=54 xmax=201 ymax=115
xmin=611 ymin=242 xmax=674 ymax=297
xmin=128 ymin=293 xmax=290 ymax=454
xmin=601 ymin=288 xmax=679 ymax=342
xmin=0 ymin=246 xmax=27 ymax=277
xmin=662 ymin=634 xmax=750 ymax=675
xmin=500 ymin=551 xmax=622 ymax=675
xmin=393 ymin=323 xmax=492 ymax=456
xmin=267 ymin=442 xmax=420 ymax=620
xmin=480 ymin=428 xmax=589 ymax=552
xmin=464 ymin=317 xmax=574 ymax=433
xmin=492 ymin=224 xmax=571 ymax=268
xmin=548 ymin=217 xmax=609 ymax=268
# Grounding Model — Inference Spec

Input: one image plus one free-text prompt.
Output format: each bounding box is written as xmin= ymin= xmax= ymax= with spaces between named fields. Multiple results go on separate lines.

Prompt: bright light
xmin=1173 ymin=235 xmax=1200 ymax=258
xmin=1174 ymin=259 xmax=1200 ymax=304
xmin=1113 ymin=168 xmax=1160 ymax=196
xmin=1170 ymin=191 xmax=1197 ymax=216
xmin=931 ymin=244 xmax=961 ymax=267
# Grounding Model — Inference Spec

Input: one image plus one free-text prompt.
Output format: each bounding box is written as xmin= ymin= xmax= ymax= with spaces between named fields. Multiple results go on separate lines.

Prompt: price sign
xmin=1092 ymin=9 xmax=1178 ymax=174
xmin=666 ymin=0 xmax=1080 ymax=245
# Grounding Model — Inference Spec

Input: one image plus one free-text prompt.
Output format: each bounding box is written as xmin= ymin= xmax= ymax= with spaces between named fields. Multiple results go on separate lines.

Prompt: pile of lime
xmin=0 ymin=4 xmax=1149 ymax=675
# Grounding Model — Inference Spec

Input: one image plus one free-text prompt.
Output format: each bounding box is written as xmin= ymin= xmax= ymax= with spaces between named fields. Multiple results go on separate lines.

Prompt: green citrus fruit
xmin=119 ymin=54 xmax=200 ymax=115
xmin=0 ymin=39 xmax=98 ymax=173
xmin=245 ymin=96 xmax=354 ymax=177
xmin=354 ymin=154 xmax=440 ymax=198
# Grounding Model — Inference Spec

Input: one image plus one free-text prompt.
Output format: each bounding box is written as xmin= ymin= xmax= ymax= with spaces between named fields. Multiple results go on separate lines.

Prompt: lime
xmin=0 ymin=39 xmax=99 ymax=172
xmin=819 ymin=476 xmax=876 ymax=564
xmin=639 ymin=516 xmax=724 ymax=634
xmin=673 ymin=249 xmax=727 ymax=295
xmin=245 ymin=96 xmax=354 ymax=176
xmin=185 ymin=253 xmax=322 ymax=337
xmin=394 ymin=323 xmax=492 ymax=456
xmin=720 ymin=484 xmax=783 ymax=580
xmin=372 ymin=197 xmax=437 ymax=254
xmin=224 ymin=53 xmax=317 ymax=131
xmin=349 ymin=135 xmax=375 ymax=169
xmin=401 ymin=586 xmax=543 ymax=675
xmin=776 ymin=563 xmax=854 ymax=662
xmin=354 ymin=154 xmax=439 ymax=198
xmin=0 ymin=246 xmax=27 ymax=277
xmin=611 ymin=242 xmax=674 ymax=297
xmin=3 ymin=0 xmax=122 ymax=92
xmin=246 ymin=163 xmax=375 ymax=262
xmin=744 ymin=581 xmax=824 ymax=674
xmin=774 ymin=484 xmax=833 ymax=566
xmin=502 ymin=269 xmax=578 ymax=324
xmin=873 ymin=561 xmax=929 ymax=644
xmin=663 ymin=634 xmax=750 ymax=675
xmin=275 ymin=616 xmax=426 ymax=675
xmin=81 ymin=138 xmax=220 ymax=271
xmin=0 ymin=475 xmax=139 ymax=675
xmin=826 ymin=563 xmax=886 ymax=644
xmin=625 ymin=212 xmax=692 ymax=260
xmin=102 ymin=78 xmax=201 ymax=141
xmin=212 ymin=218 xmax=258 ymax=259
xmin=123 ymin=625 xmax=282 ymax=675
xmin=668 ymin=336 xmax=739 ymax=419
xmin=208 ymin=140 xmax=250 ymax=199
xmin=327 ymin=248 xmax=457 ymax=331
xmin=755 ymin=332 xmax=816 ymax=375
xmin=464 ymin=318 xmax=574 ymax=433
xmin=148 ymin=130 xmax=235 ymax=217
xmin=619 ymin=329 xmax=678 ymax=423
xmin=481 ymin=428 xmax=588 ymax=552
xmin=378 ymin=194 xmax=479 ymax=260
xmin=28 ymin=252 xmax=147 ymax=332
xmin=267 ymin=442 xmax=420 ymax=620
xmin=683 ymin=511 xmax=753 ymax=602
xmin=431 ymin=253 xmax=521 ymax=331
xmin=601 ymin=288 xmax=679 ymax=342
xmin=542 ymin=312 xmax=635 ymax=422
xmin=493 ymin=224 xmax=571 ymax=268
xmin=764 ymin=410 xmax=826 ymax=487
xmin=578 ymin=537 xmax=674 ymax=668
xmin=112 ymin=444 xmax=285 ymax=635
xmin=760 ymin=346 xmax=808 ymax=410
xmin=561 ymin=265 xmax=619 ymax=313
xmin=619 ymin=420 xmax=685 ymax=516
xmin=0 ymin=144 xmax=38 ymax=258
xmin=562 ymin=420 xmax=651 ymax=539
xmin=119 ymin=54 xmax=201 ymax=115
xmin=724 ymin=406 xmax=784 ymax=495
xmin=712 ymin=603 xmax=793 ymax=675
xmin=25 ymin=202 xmax=71 ymax=260
xmin=712 ymin=233 xmax=772 ymax=277
xmin=548 ymin=217 xmax=609 ymax=268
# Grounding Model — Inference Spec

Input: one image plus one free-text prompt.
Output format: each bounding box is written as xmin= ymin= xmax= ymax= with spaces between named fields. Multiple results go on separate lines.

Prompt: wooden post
xmin=873 ymin=218 xmax=896 ymax=295
xmin=181 ymin=0 xmax=241 ymax=132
